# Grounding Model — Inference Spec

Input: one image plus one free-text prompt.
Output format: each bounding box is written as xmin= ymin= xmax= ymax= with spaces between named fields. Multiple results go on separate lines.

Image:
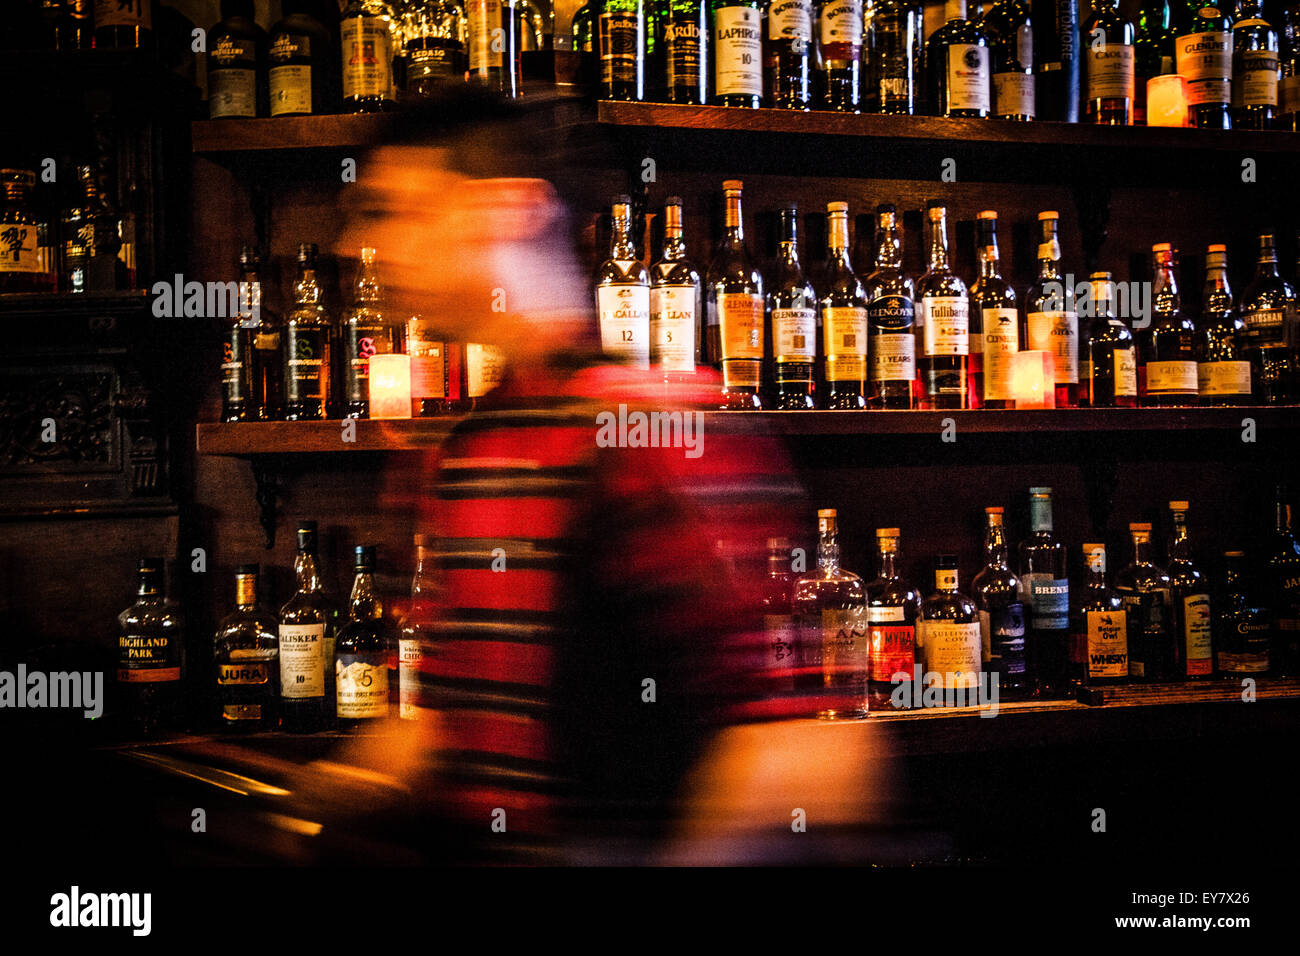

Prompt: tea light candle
xmin=1147 ymin=74 xmax=1190 ymax=128
xmin=369 ymin=354 xmax=412 ymax=419
xmin=1012 ymin=351 xmax=1056 ymax=409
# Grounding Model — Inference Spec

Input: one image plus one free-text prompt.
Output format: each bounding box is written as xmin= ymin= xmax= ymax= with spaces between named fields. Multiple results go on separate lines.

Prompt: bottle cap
xmin=1152 ymin=242 xmax=1172 ymax=252
xmin=827 ymin=201 xmax=848 ymax=215
xmin=354 ymin=545 xmax=377 ymax=570
xmin=985 ymin=506 xmax=1004 ymax=514
xmin=876 ymin=202 xmax=896 ymax=215
xmin=977 ymin=210 xmax=997 ymax=220
xmin=236 ymin=563 xmax=259 ymax=576
xmin=875 ymin=527 xmax=900 ymax=537
xmin=1168 ymin=500 xmax=1189 ymax=511
xmin=926 ymin=202 xmax=946 ymax=220
xmin=1089 ymin=271 xmax=1112 ymax=280
xmin=360 ymin=246 xmax=377 ymax=264
xmin=297 ymin=242 xmax=317 ymax=262
xmin=1207 ymin=244 xmax=1226 ymax=253
xmin=722 ymin=179 xmax=743 ymax=193
xmin=1029 ymin=486 xmax=1052 ymax=496
xmin=297 ymin=521 xmax=318 ymax=549
xmin=1130 ymin=522 xmax=1152 ymax=531
xmin=1037 ymin=210 xmax=1058 ymax=221
xmin=817 ymin=508 xmax=837 ymax=519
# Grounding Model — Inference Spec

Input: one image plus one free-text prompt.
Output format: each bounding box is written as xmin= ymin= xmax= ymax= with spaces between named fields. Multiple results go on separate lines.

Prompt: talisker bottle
xmin=278 ymin=522 xmax=332 ymax=733
xmin=117 ymin=559 xmax=185 ymax=736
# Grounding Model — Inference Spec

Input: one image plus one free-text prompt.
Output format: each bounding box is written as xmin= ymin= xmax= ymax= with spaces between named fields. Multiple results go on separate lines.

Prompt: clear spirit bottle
xmin=213 ymin=564 xmax=280 ymax=731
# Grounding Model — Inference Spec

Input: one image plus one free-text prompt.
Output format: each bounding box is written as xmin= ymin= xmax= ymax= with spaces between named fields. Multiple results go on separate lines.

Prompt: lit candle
xmin=1012 ymin=351 xmax=1056 ymax=409
xmin=1147 ymin=74 xmax=1189 ymax=128
xmin=369 ymin=354 xmax=412 ymax=419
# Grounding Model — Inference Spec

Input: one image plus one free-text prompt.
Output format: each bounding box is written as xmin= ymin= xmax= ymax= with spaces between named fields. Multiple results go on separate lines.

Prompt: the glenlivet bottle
xmin=706 ymin=180 xmax=765 ymax=408
xmin=767 ymin=203 xmax=818 ymax=408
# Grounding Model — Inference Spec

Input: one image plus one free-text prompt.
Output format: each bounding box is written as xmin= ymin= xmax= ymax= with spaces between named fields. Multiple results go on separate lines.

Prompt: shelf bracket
xmin=249 ymin=456 xmax=285 ymax=549
xmin=1080 ymin=453 xmax=1119 ymax=535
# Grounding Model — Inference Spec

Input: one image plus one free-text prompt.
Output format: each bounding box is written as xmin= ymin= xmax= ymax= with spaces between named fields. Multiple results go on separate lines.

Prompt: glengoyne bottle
xmin=766 ymin=0 xmax=814 ymax=108
xmin=1072 ymin=543 xmax=1128 ymax=687
xmin=865 ymin=527 xmax=921 ymax=710
xmin=706 ymin=180 xmax=765 ymax=408
xmin=1267 ymin=486 xmax=1300 ymax=675
xmin=467 ymin=0 xmax=521 ymax=96
xmin=1176 ymin=0 xmax=1234 ymax=128
xmin=865 ymin=203 xmax=915 ymax=408
xmin=1167 ymin=500 xmax=1213 ymax=680
xmin=1197 ymin=244 xmax=1252 ymax=406
xmin=768 ymin=203 xmax=817 ymax=408
xmin=1024 ymin=211 xmax=1080 ymax=407
xmin=1134 ymin=0 xmax=1176 ymax=123
xmin=1140 ymin=242 xmax=1199 ymax=406
xmin=283 ymin=243 xmax=332 ymax=421
xmin=402 ymin=0 xmax=466 ymax=97
xmin=918 ymin=555 xmax=983 ymax=702
xmin=600 ymin=0 xmax=645 ymax=99
xmin=650 ymin=196 xmax=703 ymax=384
xmin=821 ymin=201 xmax=868 ymax=409
xmin=341 ymin=0 xmax=397 ymax=111
xmin=866 ymin=0 xmax=921 ymax=113
xmin=1018 ymin=487 xmax=1069 ymax=695
xmin=916 ymin=203 xmax=968 ymax=409
xmin=664 ymin=0 xmax=709 ymax=103
xmin=1083 ymin=0 xmax=1135 ymax=123
xmin=1239 ymin=234 xmax=1295 ymax=404
xmin=1114 ymin=521 xmax=1173 ymax=681
xmin=983 ymin=0 xmax=1035 ymax=120
xmin=1086 ymin=271 xmax=1138 ymax=407
xmin=209 ymin=1 xmax=267 ymax=120
xmin=1232 ymin=0 xmax=1278 ymax=129
xmin=1215 ymin=550 xmax=1270 ymax=677
xmin=817 ymin=0 xmax=864 ymax=110
xmin=793 ymin=509 xmax=870 ymax=719
xmin=213 ymin=564 xmax=280 ymax=731
xmin=970 ymin=210 xmax=1018 ymax=409
xmin=972 ymin=507 xmax=1028 ymax=696
xmin=761 ymin=537 xmax=801 ymax=692
xmin=117 ymin=558 xmax=184 ymax=737
xmin=399 ymin=534 xmax=434 ymax=720
xmin=1031 ymin=0 xmax=1080 ymax=121
xmin=335 ymin=546 xmax=393 ymax=729
xmin=711 ymin=0 xmax=764 ymax=106
xmin=344 ymin=247 xmax=401 ymax=418
xmin=595 ymin=196 xmax=651 ymax=370
xmin=279 ymin=521 xmax=331 ymax=733
xmin=270 ymin=1 xmax=335 ymax=116
xmin=925 ymin=0 xmax=992 ymax=116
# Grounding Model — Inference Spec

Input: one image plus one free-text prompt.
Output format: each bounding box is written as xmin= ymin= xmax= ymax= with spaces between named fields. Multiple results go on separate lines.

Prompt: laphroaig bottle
xmin=918 ymin=554 xmax=982 ymax=699
xmin=283 ymin=243 xmax=333 ymax=421
xmin=208 ymin=0 xmax=267 ymax=119
xmin=711 ymin=0 xmax=764 ymax=107
xmin=341 ymin=0 xmax=397 ymax=111
xmin=970 ymin=210 xmax=1017 ymax=409
xmin=595 ymin=196 xmax=651 ymax=370
xmin=335 ymin=546 xmax=393 ymax=729
xmin=915 ymin=203 xmax=968 ymax=409
xmin=1176 ymin=0 xmax=1234 ymax=128
xmin=1024 ymin=211 xmax=1080 ymax=407
xmin=865 ymin=528 xmax=921 ymax=710
xmin=865 ymin=203 xmax=916 ymax=409
xmin=972 ymin=507 xmax=1028 ymax=695
xmin=650 ymin=197 xmax=703 ymax=384
xmin=213 ymin=564 xmax=279 ymax=731
xmin=278 ymin=522 xmax=331 ymax=733
xmin=117 ymin=558 xmax=185 ymax=736
xmin=706 ymin=180 xmax=765 ymax=409
xmin=1114 ymin=521 xmax=1173 ymax=681
xmin=1018 ymin=487 xmax=1069 ymax=695
xmin=1215 ymin=550 xmax=1270 ymax=676
xmin=1086 ymin=272 xmax=1138 ymax=407
xmin=343 ymin=247 xmax=401 ymax=418
xmin=1167 ymin=501 xmax=1213 ymax=679
xmin=767 ymin=203 xmax=817 ymax=408
xmin=1196 ymin=244 xmax=1252 ymax=405
xmin=1140 ymin=242 xmax=1199 ymax=406
xmin=821 ymin=201 xmax=868 ymax=409
xmin=1072 ymin=543 xmax=1128 ymax=687
xmin=1266 ymin=485 xmax=1300 ymax=675
xmin=1084 ymin=0 xmax=1136 ymax=124
xmin=269 ymin=0 xmax=335 ymax=116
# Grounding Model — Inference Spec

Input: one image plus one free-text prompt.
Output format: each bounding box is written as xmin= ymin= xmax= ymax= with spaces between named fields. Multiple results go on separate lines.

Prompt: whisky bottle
xmin=768 ymin=203 xmax=817 ymax=408
xmin=1196 ymin=244 xmax=1251 ymax=406
xmin=761 ymin=537 xmax=801 ymax=692
xmin=865 ymin=203 xmax=915 ymax=408
xmin=1215 ymin=550 xmax=1270 ymax=676
xmin=1086 ymin=272 xmax=1138 ymax=407
xmin=596 ymin=196 xmax=652 ymax=370
xmin=918 ymin=555 xmax=982 ymax=698
xmin=765 ymin=0 xmax=813 ymax=108
xmin=1140 ymin=242 xmax=1199 ymax=406
xmin=0 ymin=169 xmax=55 ymax=294
xmin=865 ymin=1 xmax=921 ymax=113
xmin=278 ymin=521 xmax=332 ymax=733
xmin=1114 ymin=521 xmax=1173 ymax=681
xmin=1266 ymin=486 xmax=1300 ymax=675
xmin=925 ymin=0 xmax=992 ymax=117
xmin=94 ymin=0 xmax=153 ymax=50
xmin=1024 ymin=211 xmax=1080 ymax=408
xmin=342 ymin=0 xmax=398 ymax=111
xmin=283 ymin=244 xmax=333 ymax=421
xmin=60 ymin=166 xmax=120 ymax=295
xmin=706 ymin=180 xmax=764 ymax=409
xmin=403 ymin=0 xmax=466 ymax=96
xmin=462 ymin=341 xmax=506 ymax=408
xmin=270 ymin=0 xmax=336 ymax=116
xmin=969 ymin=210 xmax=1017 ymax=409
xmin=793 ymin=509 xmax=869 ymax=719
xmin=1134 ymin=0 xmax=1176 ymax=123
xmin=344 ymin=247 xmax=401 ymax=418
xmin=1239 ymin=234 xmax=1295 ymax=404
xmin=865 ymin=528 xmax=920 ymax=709
xmin=1083 ymin=0 xmax=1136 ymax=123
xmin=817 ymin=0 xmax=864 ymax=110
xmin=573 ymin=1 xmax=595 ymax=53
xmin=409 ymin=315 xmax=460 ymax=415
xmin=972 ymin=507 xmax=1028 ymax=695
xmin=213 ymin=564 xmax=280 ymax=731
xmin=1231 ymin=0 xmax=1279 ymax=130
xmin=335 ymin=546 xmax=394 ymax=729
xmin=1018 ymin=487 xmax=1069 ymax=695
xmin=1176 ymin=0 xmax=1234 ymax=128
xmin=1281 ymin=4 xmax=1300 ymax=130
xmin=59 ymin=0 xmax=94 ymax=50
xmin=1072 ymin=543 xmax=1128 ymax=687
xmin=710 ymin=0 xmax=763 ymax=106
xmin=983 ymin=0 xmax=1035 ymax=120
xmin=467 ymin=0 xmax=521 ymax=95
xmin=1167 ymin=500 xmax=1213 ymax=679
xmin=399 ymin=534 xmax=434 ymax=719
xmin=821 ymin=201 xmax=868 ymax=409
xmin=208 ymin=0 xmax=268 ymax=120
xmin=242 ymin=247 xmax=284 ymax=421
xmin=663 ymin=0 xmax=709 ymax=103
xmin=916 ymin=203 xmax=968 ymax=409
xmin=1030 ymin=0 xmax=1080 ymax=121
xmin=117 ymin=558 xmax=185 ymax=736
xmin=600 ymin=0 xmax=646 ymax=100
xmin=650 ymin=197 xmax=703 ymax=383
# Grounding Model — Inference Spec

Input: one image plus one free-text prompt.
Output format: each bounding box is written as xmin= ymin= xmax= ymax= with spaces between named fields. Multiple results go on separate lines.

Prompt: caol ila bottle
xmin=117 ymin=558 xmax=185 ymax=736
xmin=706 ymin=180 xmax=765 ymax=408
xmin=925 ymin=0 xmax=992 ymax=116
xmin=865 ymin=203 xmax=916 ymax=409
xmin=335 ymin=546 xmax=394 ymax=729
xmin=821 ymin=201 xmax=869 ymax=409
xmin=767 ymin=203 xmax=818 ymax=408
xmin=213 ymin=565 xmax=279 ymax=731
xmin=278 ymin=522 xmax=332 ymax=733
xmin=283 ymin=243 xmax=333 ymax=421
xmin=766 ymin=0 xmax=814 ymax=108
xmin=1083 ymin=0 xmax=1136 ymax=124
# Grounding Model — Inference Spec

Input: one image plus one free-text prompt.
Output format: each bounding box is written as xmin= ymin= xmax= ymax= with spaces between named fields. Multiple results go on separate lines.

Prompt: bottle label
xmin=278 ymin=623 xmax=325 ymax=698
xmin=820 ymin=607 xmax=869 ymax=685
xmin=222 ymin=331 xmax=246 ymax=401
xmin=714 ymin=7 xmax=763 ymax=97
xmin=1113 ymin=347 xmax=1138 ymax=396
xmin=337 ymin=655 xmax=389 ymax=718
xmin=1281 ymin=75 xmax=1300 ymax=113
xmin=1241 ymin=308 xmax=1285 ymax=344
xmin=118 ymin=632 xmax=181 ymax=683
xmin=596 ymin=283 xmax=651 ymax=369
xmin=284 ymin=327 xmax=326 ymax=403
xmin=410 ymin=338 xmax=447 ymax=400
xmin=823 ymin=305 xmax=868 ymax=381
xmin=1197 ymin=359 xmax=1251 ymax=396
xmin=768 ymin=0 xmax=813 ymax=45
xmin=1086 ymin=608 xmax=1128 ymax=678
xmin=342 ymin=15 xmax=394 ymax=99
xmin=918 ymin=621 xmax=982 ymax=689
xmin=1119 ymin=590 xmax=1166 ymax=678
xmin=981 ymin=604 xmax=1027 ymax=674
xmin=218 ymin=659 xmax=272 ymax=685
xmin=0 ymin=223 xmax=42 ymax=274
xmin=1175 ymin=31 xmax=1232 ymax=105
xmin=921 ymin=296 xmax=969 ymax=356
xmin=1026 ymin=310 xmax=1079 ymax=384
xmin=1086 ymin=43 xmax=1134 ymax=101
xmin=651 ymin=284 xmax=698 ymax=372
xmin=869 ymin=623 xmax=914 ymax=683
xmin=771 ymin=307 xmax=816 ymax=363
xmin=993 ymin=70 xmax=1035 ymax=118
xmin=599 ymin=13 xmax=641 ymax=86
xmin=946 ymin=44 xmax=991 ymax=113
xmin=1235 ymin=50 xmax=1278 ymax=107
xmin=665 ymin=18 xmax=703 ymax=91
xmin=210 ymin=39 xmax=258 ymax=118
xmin=717 ymin=292 xmax=764 ymax=387
xmin=469 ymin=0 xmax=504 ymax=72
xmin=1182 ymin=593 xmax=1213 ymax=676
xmin=96 ymin=0 xmax=151 ymax=29
xmin=1146 ymin=360 xmax=1199 ymax=394
xmin=270 ymin=32 xmax=309 ymax=63
xmin=871 ymin=329 xmax=916 ymax=383
xmin=399 ymin=638 xmax=422 ymax=719
xmin=764 ymin=614 xmax=800 ymax=685
xmin=466 ymin=342 xmax=505 ymax=398
xmin=981 ymin=307 xmax=1019 ymax=401
xmin=409 ymin=43 xmax=461 ymax=80
xmin=1026 ymin=573 xmax=1069 ymax=630
xmin=270 ymin=65 xmax=314 ymax=116
xmin=818 ymin=0 xmax=863 ymax=61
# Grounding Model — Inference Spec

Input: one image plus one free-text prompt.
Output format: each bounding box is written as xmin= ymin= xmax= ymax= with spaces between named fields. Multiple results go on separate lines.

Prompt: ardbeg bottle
xmin=283 ymin=243 xmax=333 ymax=421
xmin=972 ymin=507 xmax=1028 ymax=695
xmin=663 ymin=0 xmax=709 ymax=103
xmin=706 ymin=180 xmax=765 ymax=408
xmin=1072 ymin=543 xmax=1128 ymax=687
xmin=335 ymin=546 xmax=394 ymax=729
xmin=650 ymin=197 xmax=703 ymax=383
xmin=117 ymin=558 xmax=184 ymax=736
xmin=213 ymin=565 xmax=279 ymax=731
xmin=599 ymin=0 xmax=646 ymax=99
xmin=278 ymin=521 xmax=332 ymax=733
xmin=821 ymin=201 xmax=869 ymax=409
xmin=1167 ymin=500 xmax=1213 ymax=679
xmin=865 ymin=528 xmax=921 ymax=710
xmin=767 ymin=203 xmax=818 ymax=408
xmin=865 ymin=203 xmax=915 ymax=408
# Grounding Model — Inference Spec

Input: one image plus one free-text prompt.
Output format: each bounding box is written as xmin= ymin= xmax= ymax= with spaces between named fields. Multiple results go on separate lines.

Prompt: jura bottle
xmin=213 ymin=564 xmax=280 ymax=731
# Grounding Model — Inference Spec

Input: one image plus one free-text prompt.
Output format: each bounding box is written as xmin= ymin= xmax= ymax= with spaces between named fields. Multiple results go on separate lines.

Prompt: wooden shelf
xmin=192 ymin=113 xmax=393 ymax=153
xmin=196 ymin=418 xmax=462 ymax=455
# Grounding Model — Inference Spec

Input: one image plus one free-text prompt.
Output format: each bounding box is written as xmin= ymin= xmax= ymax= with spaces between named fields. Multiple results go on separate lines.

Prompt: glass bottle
xmin=599 ymin=0 xmax=646 ymax=99
xmin=663 ymin=0 xmax=709 ymax=103
xmin=1176 ymin=0 xmax=1234 ymax=128
xmin=1030 ymin=0 xmax=1081 ymax=121
xmin=60 ymin=0 xmax=94 ymax=50
xmin=1084 ymin=0 xmax=1136 ymax=124
xmin=864 ymin=0 xmax=921 ymax=113
xmin=343 ymin=247 xmax=401 ymax=418
xmin=1196 ymin=244 xmax=1251 ymax=406
xmin=865 ymin=527 xmax=921 ymax=709
xmin=94 ymin=0 xmax=153 ymax=50
xmin=278 ymin=521 xmax=332 ymax=733
xmin=760 ymin=537 xmax=801 ymax=693
xmin=983 ymin=0 xmax=1034 ymax=120
xmin=209 ymin=0 xmax=268 ymax=120
xmin=213 ymin=564 xmax=280 ymax=731
xmin=865 ymin=202 xmax=915 ymax=408
xmin=341 ymin=0 xmax=398 ymax=111
xmin=399 ymin=534 xmax=435 ymax=720
xmin=220 ymin=247 xmax=265 ymax=423
xmin=1114 ymin=521 xmax=1173 ymax=682
xmin=1086 ymin=271 xmax=1138 ymax=407
xmin=818 ymin=0 xmax=865 ymax=110
xmin=969 ymin=210 xmax=1017 ymax=409
xmin=768 ymin=203 xmax=818 ymax=409
xmin=1281 ymin=3 xmax=1300 ymax=130
xmin=1018 ymin=487 xmax=1069 ymax=695
xmin=793 ymin=509 xmax=869 ymax=719
xmin=1023 ymin=211 xmax=1079 ymax=408
xmin=596 ymin=196 xmax=652 ymax=370
xmin=650 ymin=196 xmax=703 ymax=384
xmin=706 ymin=179 xmax=765 ymax=409
xmin=1134 ymin=0 xmax=1176 ymax=123
xmin=1231 ymin=0 xmax=1279 ymax=130
xmin=241 ymin=247 xmax=284 ymax=421
xmin=0 ymin=169 xmax=55 ymax=294
xmin=335 ymin=545 xmax=394 ymax=729
xmin=925 ymin=0 xmax=992 ymax=117
xmin=1266 ymin=485 xmax=1300 ymax=675
xmin=972 ymin=507 xmax=1028 ymax=696
xmin=710 ymin=0 xmax=764 ymax=106
xmin=1140 ymin=242 xmax=1199 ymax=406
xmin=1239 ymin=233 xmax=1295 ymax=405
xmin=821 ymin=201 xmax=868 ymax=409
xmin=918 ymin=554 xmax=982 ymax=700
xmin=572 ymin=1 xmax=595 ymax=51
xmin=60 ymin=165 xmax=119 ymax=295
xmin=915 ymin=203 xmax=968 ymax=409
xmin=1071 ymin=543 xmax=1128 ymax=687
xmin=765 ymin=0 xmax=813 ymax=108
xmin=117 ymin=558 xmax=185 ymax=737
xmin=1215 ymin=550 xmax=1270 ymax=677
xmin=270 ymin=0 xmax=337 ymax=115
xmin=283 ymin=243 xmax=333 ymax=421
xmin=1166 ymin=500 xmax=1213 ymax=679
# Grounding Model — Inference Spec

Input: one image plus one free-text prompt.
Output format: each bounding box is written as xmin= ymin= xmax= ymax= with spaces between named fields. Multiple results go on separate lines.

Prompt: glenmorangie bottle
xmin=706 ymin=180 xmax=765 ymax=408
xmin=768 ymin=203 xmax=817 ymax=408
xmin=970 ymin=210 xmax=1018 ymax=409
xmin=1024 ymin=211 xmax=1080 ymax=407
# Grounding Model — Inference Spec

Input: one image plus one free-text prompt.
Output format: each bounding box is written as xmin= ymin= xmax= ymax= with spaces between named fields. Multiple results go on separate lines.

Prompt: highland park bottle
xmin=1167 ymin=500 xmax=1213 ymax=679
xmin=706 ymin=180 xmax=765 ymax=408
xmin=821 ymin=201 xmax=869 ymax=409
xmin=865 ymin=528 xmax=921 ymax=710
xmin=1072 ymin=543 xmax=1128 ymax=687
xmin=650 ymin=197 xmax=703 ymax=383
xmin=918 ymin=555 xmax=983 ymax=700
xmin=1197 ymin=244 xmax=1252 ymax=405
xmin=1086 ymin=272 xmax=1138 ymax=407
xmin=279 ymin=522 xmax=331 ymax=733
xmin=663 ymin=0 xmax=709 ymax=103
xmin=596 ymin=196 xmax=652 ymax=370
xmin=972 ymin=507 xmax=1028 ymax=695
xmin=1231 ymin=0 xmax=1279 ymax=129
xmin=1024 ymin=211 xmax=1080 ymax=408
xmin=335 ymin=546 xmax=394 ymax=729
xmin=970 ymin=210 xmax=1018 ymax=409
xmin=766 ymin=0 xmax=814 ymax=108
xmin=865 ymin=203 xmax=916 ymax=408
xmin=817 ymin=0 xmax=864 ymax=110
xmin=1140 ymin=242 xmax=1199 ymax=406
xmin=1176 ymin=0 xmax=1234 ymax=129
xmin=600 ymin=0 xmax=646 ymax=100
xmin=916 ymin=203 xmax=968 ymax=409
xmin=117 ymin=558 xmax=184 ymax=736
xmin=1018 ymin=487 xmax=1069 ymax=695
xmin=283 ymin=243 xmax=332 ymax=421
xmin=1114 ymin=521 xmax=1173 ymax=681
xmin=341 ymin=0 xmax=397 ymax=112
xmin=768 ymin=204 xmax=817 ymax=408
xmin=1084 ymin=0 xmax=1136 ymax=124
xmin=213 ymin=565 xmax=280 ymax=731
xmin=711 ymin=0 xmax=764 ymax=106
xmin=925 ymin=0 xmax=992 ymax=117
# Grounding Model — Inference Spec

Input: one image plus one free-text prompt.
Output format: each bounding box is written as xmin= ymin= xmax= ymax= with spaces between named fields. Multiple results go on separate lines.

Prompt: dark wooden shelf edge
xmin=196 ymin=419 xmax=464 ymax=455
xmin=191 ymin=113 xmax=394 ymax=153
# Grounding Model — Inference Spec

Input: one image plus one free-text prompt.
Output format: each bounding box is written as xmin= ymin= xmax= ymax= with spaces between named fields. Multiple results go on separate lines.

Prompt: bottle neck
xmin=295 ymin=266 xmax=321 ymax=306
xmin=1278 ymin=500 xmax=1293 ymax=535
xmin=1153 ymin=256 xmax=1179 ymax=313
xmin=1030 ymin=497 xmax=1054 ymax=534
xmin=984 ymin=523 xmax=1008 ymax=567
xmin=1256 ymin=252 xmax=1279 ymax=278
xmin=927 ymin=215 xmax=949 ymax=272
xmin=878 ymin=543 xmax=899 ymax=580
xmin=1168 ymin=516 xmax=1190 ymax=561
xmin=1037 ymin=225 xmax=1061 ymax=280
xmin=1085 ymin=550 xmax=1108 ymax=589
xmin=235 ymin=574 xmax=258 ymax=609
xmin=355 ymin=259 xmax=381 ymax=305
xmin=662 ymin=212 xmax=686 ymax=261
xmin=818 ymin=530 xmax=840 ymax=573
xmin=723 ymin=194 xmax=744 ymax=244
xmin=294 ymin=550 xmax=322 ymax=593
xmin=611 ymin=214 xmax=636 ymax=260
xmin=1130 ymin=535 xmax=1152 ymax=566
xmin=978 ymin=239 xmax=1001 ymax=279
xmin=137 ymin=571 xmax=162 ymax=599
xmin=350 ymin=571 xmax=382 ymax=621
xmin=828 ymin=214 xmax=850 ymax=266
xmin=875 ymin=217 xmax=902 ymax=271
xmin=1203 ymin=262 xmax=1230 ymax=312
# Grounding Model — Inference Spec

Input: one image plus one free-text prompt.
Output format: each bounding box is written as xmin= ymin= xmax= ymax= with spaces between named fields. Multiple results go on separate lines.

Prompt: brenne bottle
xmin=1018 ymin=487 xmax=1069 ymax=695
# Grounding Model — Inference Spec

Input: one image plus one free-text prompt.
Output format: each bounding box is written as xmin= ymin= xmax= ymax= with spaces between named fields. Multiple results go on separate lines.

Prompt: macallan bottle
xmin=768 ymin=203 xmax=818 ymax=408
xmin=1072 ymin=543 xmax=1128 ymax=687
xmin=1167 ymin=500 xmax=1213 ymax=679
xmin=916 ymin=203 xmax=968 ymax=409
xmin=1086 ymin=272 xmax=1138 ymax=407
xmin=821 ymin=201 xmax=868 ymax=409
xmin=1140 ymin=242 xmax=1199 ymax=407
xmin=706 ymin=180 xmax=765 ymax=409
xmin=213 ymin=564 xmax=280 ymax=731
xmin=1197 ymin=244 xmax=1252 ymax=406
xmin=1083 ymin=0 xmax=1136 ymax=124
xmin=278 ymin=521 xmax=332 ymax=733
xmin=1114 ymin=521 xmax=1173 ymax=682
xmin=651 ymin=197 xmax=703 ymax=384
xmin=865 ymin=528 xmax=921 ymax=710
xmin=595 ymin=196 xmax=652 ymax=370
xmin=969 ymin=210 xmax=1017 ymax=409
xmin=972 ymin=507 xmax=1028 ymax=695
xmin=765 ymin=0 xmax=814 ymax=108
xmin=865 ymin=203 xmax=915 ymax=408
xmin=1024 ymin=211 xmax=1080 ymax=407
xmin=918 ymin=554 xmax=982 ymax=700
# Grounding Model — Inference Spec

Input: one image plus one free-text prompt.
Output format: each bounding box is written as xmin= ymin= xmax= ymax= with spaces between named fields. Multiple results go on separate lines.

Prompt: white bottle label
xmin=650 ymin=284 xmax=697 ymax=373
xmin=919 ymin=621 xmax=982 ymax=689
xmin=1281 ymin=75 xmax=1300 ymax=113
xmin=714 ymin=7 xmax=763 ymax=97
xmin=1146 ymin=360 xmax=1199 ymax=394
xmin=597 ymin=283 xmax=651 ymax=369
xmin=771 ymin=307 xmax=817 ymax=362
xmin=823 ymin=306 xmax=868 ymax=381
xmin=1087 ymin=43 xmax=1135 ymax=101
xmin=871 ymin=330 xmax=916 ymax=383
xmin=1197 ymin=359 xmax=1252 ymax=395
xmin=278 ymin=624 xmax=325 ymax=699
xmin=946 ymin=44 xmax=990 ymax=113
xmin=337 ymin=657 xmax=389 ymax=718
xmin=270 ymin=65 xmax=313 ymax=115
xmin=210 ymin=67 xmax=257 ymax=118
xmin=866 ymin=605 xmax=907 ymax=623
xmin=1114 ymin=346 xmax=1137 ymax=396
xmin=993 ymin=71 xmax=1035 ymax=118
xmin=398 ymin=638 xmax=421 ymax=720
xmin=466 ymin=342 xmax=506 ymax=397
xmin=96 ymin=0 xmax=151 ymax=28
xmin=818 ymin=0 xmax=863 ymax=60
xmin=1176 ymin=31 xmax=1232 ymax=105
xmin=1026 ymin=310 xmax=1079 ymax=384
xmin=922 ymin=296 xmax=969 ymax=356
xmin=1236 ymin=51 xmax=1279 ymax=107
xmin=981 ymin=307 xmax=1019 ymax=400
xmin=341 ymin=16 xmax=393 ymax=99
xmin=768 ymin=0 xmax=813 ymax=45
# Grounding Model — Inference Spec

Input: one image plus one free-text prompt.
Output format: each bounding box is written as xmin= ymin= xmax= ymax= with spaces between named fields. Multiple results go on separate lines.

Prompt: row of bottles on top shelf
xmin=773 ymin=485 xmax=1300 ymax=717
xmin=596 ymin=182 xmax=1300 ymax=409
